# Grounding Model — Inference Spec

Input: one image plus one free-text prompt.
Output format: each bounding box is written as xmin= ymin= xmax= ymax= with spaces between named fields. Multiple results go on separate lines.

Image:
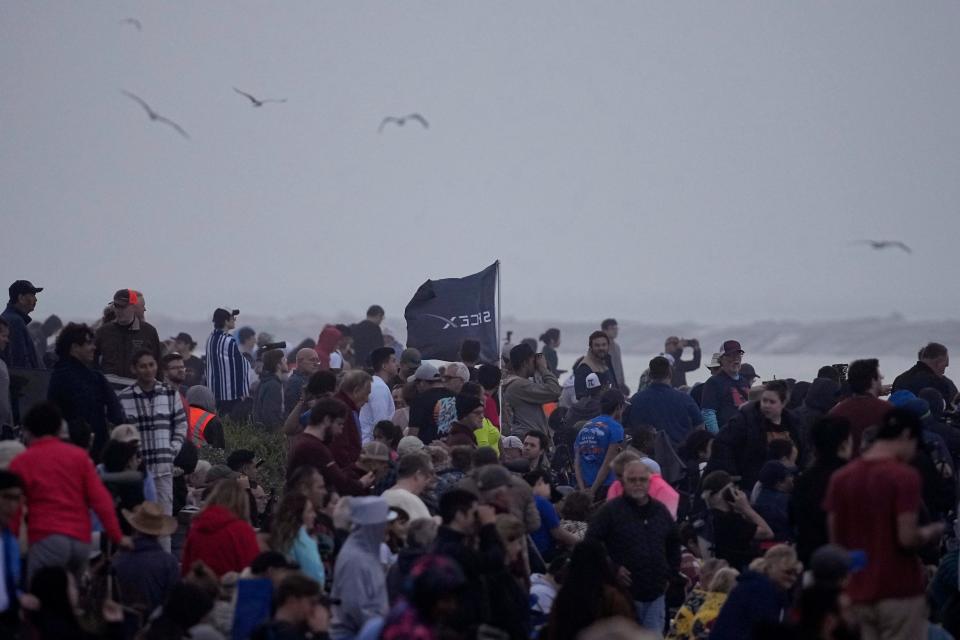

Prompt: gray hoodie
xmin=502 ymin=371 xmax=561 ymax=440
xmin=330 ymin=521 xmax=389 ymax=639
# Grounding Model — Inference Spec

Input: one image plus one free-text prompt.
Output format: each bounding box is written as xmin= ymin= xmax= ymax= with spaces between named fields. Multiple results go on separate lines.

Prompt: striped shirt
xmin=205 ymin=329 xmax=250 ymax=402
xmin=118 ymin=381 xmax=187 ymax=475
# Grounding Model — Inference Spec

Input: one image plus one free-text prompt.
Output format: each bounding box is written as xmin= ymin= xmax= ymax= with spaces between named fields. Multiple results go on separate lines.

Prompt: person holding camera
xmin=501 ymin=343 xmax=561 ymax=443
xmin=701 ymin=470 xmax=773 ymax=571
xmin=663 ymin=336 xmax=702 ymax=388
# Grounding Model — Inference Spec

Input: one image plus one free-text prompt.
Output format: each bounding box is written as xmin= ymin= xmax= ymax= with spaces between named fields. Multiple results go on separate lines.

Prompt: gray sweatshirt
xmin=502 ymin=371 xmax=561 ymax=439
xmin=330 ymin=521 xmax=389 ymax=639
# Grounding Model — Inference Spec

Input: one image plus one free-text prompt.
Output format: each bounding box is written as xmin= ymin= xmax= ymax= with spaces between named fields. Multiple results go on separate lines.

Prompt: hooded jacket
xmin=502 ymin=371 xmax=561 ymax=440
xmin=706 ymin=401 xmax=803 ymax=491
xmin=180 ymin=505 xmax=260 ymax=577
xmin=708 ymin=571 xmax=790 ymax=640
xmin=315 ymin=326 xmax=343 ymax=371
xmin=331 ymin=521 xmax=390 ymax=639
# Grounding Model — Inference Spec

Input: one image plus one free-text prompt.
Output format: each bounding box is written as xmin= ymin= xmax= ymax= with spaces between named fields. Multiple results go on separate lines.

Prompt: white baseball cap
xmin=585 ymin=373 xmax=602 ymax=389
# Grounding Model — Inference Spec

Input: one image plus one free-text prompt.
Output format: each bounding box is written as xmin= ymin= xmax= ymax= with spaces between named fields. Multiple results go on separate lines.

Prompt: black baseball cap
xmin=212 ymin=308 xmax=240 ymax=325
xmin=740 ymin=363 xmax=759 ymax=380
xmin=9 ymin=280 xmax=43 ymax=300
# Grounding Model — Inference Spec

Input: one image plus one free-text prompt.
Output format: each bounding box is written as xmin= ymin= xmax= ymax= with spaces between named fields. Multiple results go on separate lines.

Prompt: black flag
xmin=405 ymin=262 xmax=498 ymax=363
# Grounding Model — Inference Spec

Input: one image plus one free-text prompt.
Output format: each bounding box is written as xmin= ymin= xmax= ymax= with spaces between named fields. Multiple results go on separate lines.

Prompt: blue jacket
xmin=709 ymin=571 xmax=789 ymax=639
xmin=0 ymin=303 xmax=39 ymax=369
xmin=626 ymin=382 xmax=705 ymax=446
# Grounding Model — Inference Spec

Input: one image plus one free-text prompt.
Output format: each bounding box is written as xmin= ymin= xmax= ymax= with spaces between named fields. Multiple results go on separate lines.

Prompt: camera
xmin=260 ymin=341 xmax=287 ymax=352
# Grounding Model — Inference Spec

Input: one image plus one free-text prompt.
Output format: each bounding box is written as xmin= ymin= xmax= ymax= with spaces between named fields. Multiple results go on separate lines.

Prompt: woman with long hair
xmin=540 ymin=328 xmax=562 ymax=376
xmin=269 ymin=491 xmax=325 ymax=585
xmin=180 ymin=479 xmax=260 ymax=577
xmin=543 ymin=539 xmax=634 ymax=640
xmin=708 ymin=544 xmax=802 ymax=640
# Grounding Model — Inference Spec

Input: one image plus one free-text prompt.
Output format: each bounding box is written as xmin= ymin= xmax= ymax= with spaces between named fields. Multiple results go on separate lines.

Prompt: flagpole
xmin=496 ymin=259 xmax=503 ymax=431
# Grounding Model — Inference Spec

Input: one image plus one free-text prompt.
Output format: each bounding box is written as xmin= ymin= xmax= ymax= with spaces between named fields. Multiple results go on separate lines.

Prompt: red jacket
xmin=9 ymin=436 xmax=123 ymax=544
xmin=181 ymin=505 xmax=260 ymax=577
xmin=329 ymin=391 xmax=362 ymax=469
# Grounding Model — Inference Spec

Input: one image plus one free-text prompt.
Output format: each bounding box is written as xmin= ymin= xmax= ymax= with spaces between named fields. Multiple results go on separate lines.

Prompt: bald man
xmin=284 ymin=348 xmax=321 ymax=412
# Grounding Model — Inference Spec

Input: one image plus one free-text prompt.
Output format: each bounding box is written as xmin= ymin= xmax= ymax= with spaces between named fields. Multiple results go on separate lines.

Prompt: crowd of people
xmin=1 ymin=279 xmax=960 ymax=639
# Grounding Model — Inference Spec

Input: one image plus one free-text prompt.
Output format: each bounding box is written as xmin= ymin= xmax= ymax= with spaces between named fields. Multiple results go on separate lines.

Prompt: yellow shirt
xmin=474 ymin=418 xmax=501 ymax=454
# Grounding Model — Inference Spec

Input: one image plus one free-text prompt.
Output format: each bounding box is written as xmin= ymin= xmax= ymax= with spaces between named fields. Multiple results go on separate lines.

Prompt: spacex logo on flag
xmin=405 ymin=263 xmax=499 ymax=363
xmin=424 ymin=311 xmax=494 ymax=330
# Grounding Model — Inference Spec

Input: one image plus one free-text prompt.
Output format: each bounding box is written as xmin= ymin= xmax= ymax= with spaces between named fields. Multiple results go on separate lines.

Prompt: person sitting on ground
xmin=708 ymin=545 xmax=803 ymax=640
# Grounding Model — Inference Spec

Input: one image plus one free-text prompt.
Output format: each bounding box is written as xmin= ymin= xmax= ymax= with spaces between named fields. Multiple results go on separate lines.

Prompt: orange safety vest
xmin=187 ymin=406 xmax=215 ymax=445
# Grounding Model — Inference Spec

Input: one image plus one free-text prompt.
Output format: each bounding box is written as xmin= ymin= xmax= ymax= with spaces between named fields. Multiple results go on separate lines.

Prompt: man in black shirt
xmin=172 ymin=332 xmax=204 ymax=388
xmin=407 ymin=363 xmax=453 ymax=445
xmin=350 ymin=305 xmax=385 ymax=369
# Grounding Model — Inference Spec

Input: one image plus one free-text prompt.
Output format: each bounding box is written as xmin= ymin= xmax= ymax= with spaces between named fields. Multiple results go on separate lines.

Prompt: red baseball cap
xmin=720 ymin=340 xmax=744 ymax=356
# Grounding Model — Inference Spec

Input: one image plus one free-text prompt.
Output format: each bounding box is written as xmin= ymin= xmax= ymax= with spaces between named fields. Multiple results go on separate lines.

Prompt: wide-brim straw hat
xmin=122 ymin=501 xmax=178 ymax=536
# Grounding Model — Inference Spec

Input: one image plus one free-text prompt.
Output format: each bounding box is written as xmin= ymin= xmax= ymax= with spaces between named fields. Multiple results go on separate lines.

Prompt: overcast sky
xmin=3 ymin=2 xmax=959 ymax=326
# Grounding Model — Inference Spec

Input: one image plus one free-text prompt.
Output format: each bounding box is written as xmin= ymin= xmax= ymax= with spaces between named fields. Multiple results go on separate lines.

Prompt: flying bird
xmin=119 ymin=18 xmax=142 ymax=31
xmin=856 ymin=240 xmax=912 ymax=254
xmin=378 ymin=113 xmax=429 ymax=133
xmin=122 ymin=91 xmax=190 ymax=139
xmin=233 ymin=87 xmax=287 ymax=107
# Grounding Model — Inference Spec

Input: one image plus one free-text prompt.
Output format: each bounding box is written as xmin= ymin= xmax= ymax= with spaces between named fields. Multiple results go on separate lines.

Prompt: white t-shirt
xmin=329 ymin=351 xmax=343 ymax=369
xmin=382 ymin=487 xmax=431 ymax=522
xmin=358 ymin=375 xmax=396 ymax=444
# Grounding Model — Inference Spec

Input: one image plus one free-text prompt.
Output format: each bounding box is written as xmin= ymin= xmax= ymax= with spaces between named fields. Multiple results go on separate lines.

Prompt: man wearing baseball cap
xmin=1 ymin=280 xmax=43 ymax=369
xmin=94 ymin=288 xmax=162 ymax=377
xmin=205 ymin=308 xmax=250 ymax=414
xmin=699 ymin=340 xmax=751 ymax=434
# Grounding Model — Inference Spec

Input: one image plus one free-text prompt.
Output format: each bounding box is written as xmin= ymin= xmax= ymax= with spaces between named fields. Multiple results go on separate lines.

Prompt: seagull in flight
xmin=378 ymin=113 xmax=429 ymax=133
xmin=233 ymin=88 xmax=287 ymax=107
xmin=856 ymin=239 xmax=912 ymax=254
xmin=119 ymin=18 xmax=142 ymax=31
xmin=122 ymin=91 xmax=190 ymax=139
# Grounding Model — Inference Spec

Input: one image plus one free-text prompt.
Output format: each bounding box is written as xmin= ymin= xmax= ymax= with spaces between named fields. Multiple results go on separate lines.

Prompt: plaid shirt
xmin=118 ymin=381 xmax=187 ymax=475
